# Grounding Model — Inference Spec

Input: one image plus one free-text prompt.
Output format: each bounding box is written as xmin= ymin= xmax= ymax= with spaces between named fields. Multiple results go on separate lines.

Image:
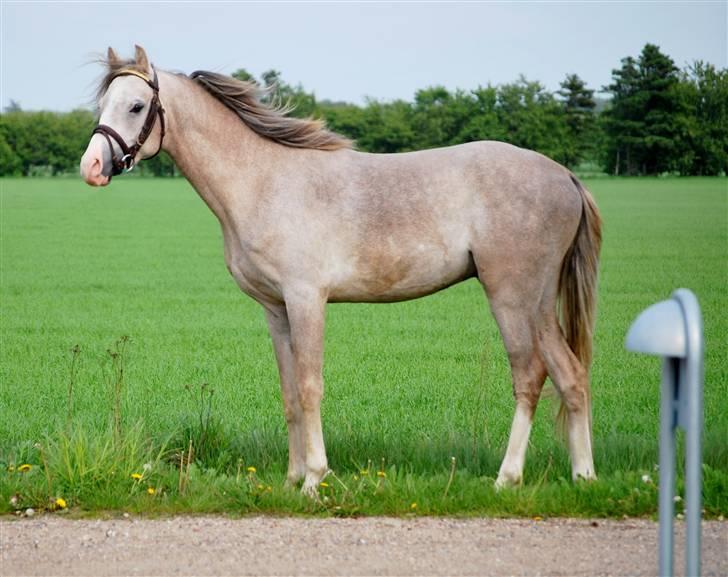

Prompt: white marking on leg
xmin=299 ymin=376 xmax=328 ymax=495
xmin=496 ymin=403 xmax=534 ymax=489
xmin=568 ymin=409 xmax=596 ymax=481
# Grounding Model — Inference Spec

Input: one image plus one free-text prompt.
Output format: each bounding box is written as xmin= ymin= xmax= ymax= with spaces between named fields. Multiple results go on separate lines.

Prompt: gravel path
xmin=1 ymin=516 xmax=726 ymax=576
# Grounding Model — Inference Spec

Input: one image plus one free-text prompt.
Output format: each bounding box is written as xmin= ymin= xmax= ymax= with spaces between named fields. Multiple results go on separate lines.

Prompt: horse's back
xmin=322 ymin=141 xmax=581 ymax=303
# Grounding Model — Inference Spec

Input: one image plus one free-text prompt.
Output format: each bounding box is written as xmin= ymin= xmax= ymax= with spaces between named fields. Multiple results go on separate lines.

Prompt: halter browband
xmin=93 ymin=67 xmax=166 ymax=178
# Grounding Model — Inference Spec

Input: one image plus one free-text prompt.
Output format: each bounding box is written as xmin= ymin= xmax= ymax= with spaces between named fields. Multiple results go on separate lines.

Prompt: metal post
xmin=625 ymin=288 xmax=703 ymax=577
xmin=659 ymin=358 xmax=677 ymax=577
xmin=674 ymin=289 xmax=703 ymax=577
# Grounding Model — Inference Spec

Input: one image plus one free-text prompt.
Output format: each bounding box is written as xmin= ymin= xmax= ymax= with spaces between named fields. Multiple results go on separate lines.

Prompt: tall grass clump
xmin=1 ymin=338 xmax=169 ymax=512
xmin=169 ymin=382 xmax=233 ymax=474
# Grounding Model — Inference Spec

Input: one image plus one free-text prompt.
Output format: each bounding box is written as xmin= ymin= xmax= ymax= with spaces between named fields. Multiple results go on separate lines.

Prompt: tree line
xmin=1 ymin=43 xmax=725 ymax=177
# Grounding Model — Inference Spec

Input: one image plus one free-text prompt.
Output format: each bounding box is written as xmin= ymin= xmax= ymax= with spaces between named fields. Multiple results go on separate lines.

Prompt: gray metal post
xmin=674 ymin=289 xmax=703 ymax=577
xmin=659 ymin=357 xmax=677 ymax=577
xmin=625 ymin=288 xmax=703 ymax=577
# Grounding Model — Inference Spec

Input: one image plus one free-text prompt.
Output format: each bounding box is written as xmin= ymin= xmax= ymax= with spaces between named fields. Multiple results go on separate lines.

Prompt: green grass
xmin=1 ymin=176 xmax=726 ymax=517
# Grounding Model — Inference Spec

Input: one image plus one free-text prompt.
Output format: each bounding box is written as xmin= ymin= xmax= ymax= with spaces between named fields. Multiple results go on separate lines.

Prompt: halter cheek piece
xmin=93 ymin=68 xmax=166 ymax=178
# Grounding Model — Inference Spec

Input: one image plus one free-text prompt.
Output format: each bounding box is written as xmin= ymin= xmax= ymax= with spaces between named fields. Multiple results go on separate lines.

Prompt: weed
xmin=66 ymin=344 xmax=81 ymax=428
xmin=107 ymin=336 xmax=130 ymax=443
xmin=170 ymin=382 xmax=233 ymax=473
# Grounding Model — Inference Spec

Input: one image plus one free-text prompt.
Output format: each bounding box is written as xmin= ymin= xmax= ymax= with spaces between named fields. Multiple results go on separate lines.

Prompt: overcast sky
xmin=1 ymin=1 xmax=726 ymax=111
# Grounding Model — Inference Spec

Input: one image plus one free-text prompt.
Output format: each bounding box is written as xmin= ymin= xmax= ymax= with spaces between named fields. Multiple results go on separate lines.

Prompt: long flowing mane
xmin=189 ymin=70 xmax=352 ymax=151
xmin=96 ymin=56 xmax=352 ymax=151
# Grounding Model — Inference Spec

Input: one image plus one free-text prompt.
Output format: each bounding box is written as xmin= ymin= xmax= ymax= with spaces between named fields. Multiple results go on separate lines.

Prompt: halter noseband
xmin=93 ymin=67 xmax=166 ymax=178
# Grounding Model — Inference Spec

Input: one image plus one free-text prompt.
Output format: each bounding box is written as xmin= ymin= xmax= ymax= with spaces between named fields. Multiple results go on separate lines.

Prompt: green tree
xmin=319 ymin=102 xmax=368 ymax=146
xmin=557 ymin=73 xmax=596 ymax=167
xmin=675 ymin=62 xmax=728 ymax=175
xmin=357 ymin=99 xmax=416 ymax=153
xmin=603 ymin=44 xmax=686 ymax=175
xmin=411 ymin=86 xmax=473 ymax=149
xmin=231 ymin=68 xmax=255 ymax=83
xmin=456 ymin=86 xmax=506 ymax=143
xmin=0 ymin=109 xmax=95 ymax=176
xmin=496 ymin=76 xmax=570 ymax=164
xmin=0 ymin=131 xmax=21 ymax=175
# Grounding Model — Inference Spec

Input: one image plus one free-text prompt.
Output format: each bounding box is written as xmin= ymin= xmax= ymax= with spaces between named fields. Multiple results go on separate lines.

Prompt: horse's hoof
xmin=284 ymin=471 xmax=305 ymax=489
xmin=300 ymin=468 xmax=330 ymax=498
xmin=283 ymin=478 xmax=300 ymax=490
xmin=573 ymin=471 xmax=597 ymax=482
xmin=300 ymin=483 xmax=320 ymax=499
xmin=494 ymin=472 xmax=522 ymax=490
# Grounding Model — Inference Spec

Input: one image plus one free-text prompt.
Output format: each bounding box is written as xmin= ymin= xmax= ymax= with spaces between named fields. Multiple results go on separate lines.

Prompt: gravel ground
xmin=1 ymin=516 xmax=726 ymax=576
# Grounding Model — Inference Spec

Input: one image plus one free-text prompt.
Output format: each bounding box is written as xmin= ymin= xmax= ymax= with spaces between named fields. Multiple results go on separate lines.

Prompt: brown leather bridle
xmin=93 ymin=67 xmax=166 ymax=178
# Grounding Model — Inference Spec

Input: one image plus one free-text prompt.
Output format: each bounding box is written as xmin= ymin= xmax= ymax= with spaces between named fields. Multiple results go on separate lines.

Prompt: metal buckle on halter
xmin=121 ymin=154 xmax=135 ymax=172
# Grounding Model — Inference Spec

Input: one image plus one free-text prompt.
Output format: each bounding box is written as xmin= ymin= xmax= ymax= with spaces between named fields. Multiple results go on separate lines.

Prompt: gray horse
xmin=81 ymin=46 xmax=601 ymax=495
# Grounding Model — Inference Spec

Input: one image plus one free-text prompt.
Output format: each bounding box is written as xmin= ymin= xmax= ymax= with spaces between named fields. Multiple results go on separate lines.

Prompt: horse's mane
xmin=95 ymin=57 xmax=352 ymax=152
xmin=189 ymin=70 xmax=352 ymax=151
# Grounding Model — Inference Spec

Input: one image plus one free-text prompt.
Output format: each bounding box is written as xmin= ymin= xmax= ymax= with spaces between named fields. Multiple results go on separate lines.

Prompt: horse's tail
xmin=556 ymin=174 xmax=602 ymax=435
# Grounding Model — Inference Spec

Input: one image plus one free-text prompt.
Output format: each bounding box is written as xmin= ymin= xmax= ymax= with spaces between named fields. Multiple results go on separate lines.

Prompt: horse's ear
xmin=134 ymin=44 xmax=151 ymax=72
xmin=107 ymin=47 xmax=120 ymax=66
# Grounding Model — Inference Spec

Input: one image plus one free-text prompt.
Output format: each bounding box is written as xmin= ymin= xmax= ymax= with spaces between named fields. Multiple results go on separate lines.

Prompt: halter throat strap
xmin=92 ymin=67 xmax=166 ymax=177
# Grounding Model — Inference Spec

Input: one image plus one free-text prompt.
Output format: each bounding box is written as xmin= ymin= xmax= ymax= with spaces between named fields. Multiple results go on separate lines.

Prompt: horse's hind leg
xmin=537 ymin=313 xmax=596 ymax=481
xmin=486 ymin=294 xmax=548 ymax=488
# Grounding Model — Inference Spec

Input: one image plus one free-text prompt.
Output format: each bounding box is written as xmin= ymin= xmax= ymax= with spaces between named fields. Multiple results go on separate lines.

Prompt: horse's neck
xmin=158 ymin=72 xmax=277 ymax=226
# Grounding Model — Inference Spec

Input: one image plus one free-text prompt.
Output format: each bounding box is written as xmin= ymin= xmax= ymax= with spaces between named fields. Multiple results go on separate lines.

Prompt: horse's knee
xmin=283 ymin=402 xmax=301 ymax=425
xmin=514 ymin=389 xmax=540 ymax=409
xmin=298 ymin=376 xmax=323 ymax=411
xmin=510 ymin=355 xmax=547 ymax=407
xmin=557 ymin=370 xmax=589 ymax=414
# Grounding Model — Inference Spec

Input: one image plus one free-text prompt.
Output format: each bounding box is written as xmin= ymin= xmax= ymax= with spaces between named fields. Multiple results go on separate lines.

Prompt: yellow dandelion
xmin=18 ymin=464 xmax=32 ymax=473
xmin=266 ymin=486 xmax=273 ymax=493
xmin=147 ymin=487 xmax=156 ymax=495
xmin=256 ymin=483 xmax=264 ymax=490
xmin=246 ymin=466 xmax=256 ymax=474
xmin=377 ymin=471 xmax=386 ymax=478
xmin=130 ymin=472 xmax=143 ymax=480
xmin=410 ymin=502 xmax=418 ymax=510
xmin=320 ymin=481 xmax=329 ymax=488
xmin=360 ymin=469 xmax=369 ymax=476
xmin=55 ymin=497 xmax=67 ymax=509
xmin=533 ymin=516 xmax=543 ymax=521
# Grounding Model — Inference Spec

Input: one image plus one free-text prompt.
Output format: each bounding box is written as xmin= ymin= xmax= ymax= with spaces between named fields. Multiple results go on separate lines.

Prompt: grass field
xmin=1 ymin=176 xmax=726 ymax=517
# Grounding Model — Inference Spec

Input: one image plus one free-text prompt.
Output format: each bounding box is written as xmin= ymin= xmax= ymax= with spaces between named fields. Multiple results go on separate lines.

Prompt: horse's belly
xmin=327 ymin=248 xmax=476 ymax=303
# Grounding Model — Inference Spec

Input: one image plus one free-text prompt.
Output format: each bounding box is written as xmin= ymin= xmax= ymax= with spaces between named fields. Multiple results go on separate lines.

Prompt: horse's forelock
xmin=94 ymin=56 xmax=150 ymax=102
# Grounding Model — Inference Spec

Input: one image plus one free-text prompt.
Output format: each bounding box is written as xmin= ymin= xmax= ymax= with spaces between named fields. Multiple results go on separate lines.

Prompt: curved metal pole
xmin=626 ymin=289 xmax=703 ymax=577
xmin=674 ymin=289 xmax=703 ymax=577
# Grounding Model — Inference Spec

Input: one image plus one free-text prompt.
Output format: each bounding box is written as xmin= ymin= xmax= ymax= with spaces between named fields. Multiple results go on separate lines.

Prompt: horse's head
xmin=80 ymin=45 xmax=165 ymax=186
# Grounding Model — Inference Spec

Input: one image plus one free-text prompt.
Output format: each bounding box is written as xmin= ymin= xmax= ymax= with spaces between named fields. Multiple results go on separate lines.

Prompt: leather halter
xmin=93 ymin=68 xmax=166 ymax=178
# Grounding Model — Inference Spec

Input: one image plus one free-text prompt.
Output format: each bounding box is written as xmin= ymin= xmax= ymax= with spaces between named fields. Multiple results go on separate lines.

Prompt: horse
xmin=80 ymin=45 xmax=602 ymax=495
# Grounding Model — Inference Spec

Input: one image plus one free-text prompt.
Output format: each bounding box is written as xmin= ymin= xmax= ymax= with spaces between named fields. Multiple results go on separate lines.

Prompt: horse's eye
xmin=130 ymin=103 xmax=144 ymax=114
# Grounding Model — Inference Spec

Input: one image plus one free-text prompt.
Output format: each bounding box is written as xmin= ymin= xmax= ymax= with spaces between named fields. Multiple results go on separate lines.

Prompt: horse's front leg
xmin=265 ymin=306 xmax=307 ymax=487
xmin=284 ymin=290 xmax=328 ymax=496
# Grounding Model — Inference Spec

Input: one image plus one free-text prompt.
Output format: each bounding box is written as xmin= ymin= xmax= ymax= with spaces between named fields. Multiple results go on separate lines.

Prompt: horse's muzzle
xmin=80 ymin=136 xmax=111 ymax=187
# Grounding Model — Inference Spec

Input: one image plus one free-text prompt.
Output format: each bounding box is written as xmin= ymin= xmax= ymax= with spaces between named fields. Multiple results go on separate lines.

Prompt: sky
xmin=1 ymin=1 xmax=726 ymax=111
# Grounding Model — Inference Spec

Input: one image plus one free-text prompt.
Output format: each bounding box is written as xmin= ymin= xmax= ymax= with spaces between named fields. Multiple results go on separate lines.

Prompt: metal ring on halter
xmin=121 ymin=154 xmax=135 ymax=172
